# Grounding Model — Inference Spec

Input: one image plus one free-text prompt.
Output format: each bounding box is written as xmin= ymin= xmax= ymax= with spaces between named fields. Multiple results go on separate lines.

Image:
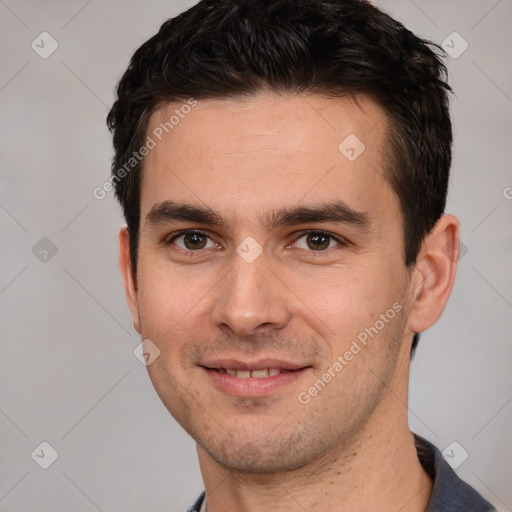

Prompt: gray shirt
xmin=187 ymin=433 xmax=497 ymax=511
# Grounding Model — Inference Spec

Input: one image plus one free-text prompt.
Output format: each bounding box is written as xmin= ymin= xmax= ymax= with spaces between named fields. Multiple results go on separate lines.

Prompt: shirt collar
xmin=413 ymin=433 xmax=495 ymax=511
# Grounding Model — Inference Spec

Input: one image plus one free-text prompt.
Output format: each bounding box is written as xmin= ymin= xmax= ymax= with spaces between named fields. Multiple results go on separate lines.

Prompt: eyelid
xmin=167 ymin=228 xmax=210 ymax=242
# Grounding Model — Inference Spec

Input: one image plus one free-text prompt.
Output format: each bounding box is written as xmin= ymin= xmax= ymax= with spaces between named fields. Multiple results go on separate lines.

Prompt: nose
xmin=210 ymin=249 xmax=291 ymax=337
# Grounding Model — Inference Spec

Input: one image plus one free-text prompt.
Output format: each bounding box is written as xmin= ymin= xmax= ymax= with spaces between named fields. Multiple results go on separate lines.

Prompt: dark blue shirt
xmin=413 ymin=434 xmax=496 ymax=511
xmin=188 ymin=433 xmax=497 ymax=511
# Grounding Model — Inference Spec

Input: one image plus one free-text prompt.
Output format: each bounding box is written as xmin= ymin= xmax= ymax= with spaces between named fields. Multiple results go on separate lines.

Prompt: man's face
xmin=127 ymin=93 xmax=415 ymax=473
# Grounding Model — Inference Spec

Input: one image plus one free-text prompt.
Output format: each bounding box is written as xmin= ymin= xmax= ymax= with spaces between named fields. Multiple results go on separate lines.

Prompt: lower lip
xmin=202 ymin=367 xmax=310 ymax=398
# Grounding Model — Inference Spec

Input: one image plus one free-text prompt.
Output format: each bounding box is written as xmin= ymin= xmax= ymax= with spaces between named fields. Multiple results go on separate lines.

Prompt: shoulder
xmin=414 ymin=433 xmax=497 ymax=512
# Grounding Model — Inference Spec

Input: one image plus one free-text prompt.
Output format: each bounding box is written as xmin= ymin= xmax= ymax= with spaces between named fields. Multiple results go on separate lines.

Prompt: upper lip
xmin=201 ymin=358 xmax=309 ymax=371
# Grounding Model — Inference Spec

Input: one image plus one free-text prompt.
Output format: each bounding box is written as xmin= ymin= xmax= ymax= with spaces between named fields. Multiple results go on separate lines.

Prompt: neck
xmin=197 ymin=354 xmax=432 ymax=512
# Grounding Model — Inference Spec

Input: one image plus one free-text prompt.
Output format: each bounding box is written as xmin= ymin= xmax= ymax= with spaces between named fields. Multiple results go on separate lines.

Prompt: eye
xmin=170 ymin=230 xmax=218 ymax=251
xmin=292 ymin=230 xmax=342 ymax=251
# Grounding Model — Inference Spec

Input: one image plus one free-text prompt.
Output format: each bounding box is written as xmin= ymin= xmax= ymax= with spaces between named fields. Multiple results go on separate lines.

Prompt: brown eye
xmin=306 ymin=233 xmax=331 ymax=250
xmin=183 ymin=233 xmax=207 ymax=249
xmin=172 ymin=231 xmax=215 ymax=251
xmin=293 ymin=231 xmax=341 ymax=251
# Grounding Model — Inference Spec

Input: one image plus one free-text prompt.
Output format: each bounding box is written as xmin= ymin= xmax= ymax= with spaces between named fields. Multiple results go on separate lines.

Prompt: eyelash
xmin=166 ymin=229 xmax=348 ymax=253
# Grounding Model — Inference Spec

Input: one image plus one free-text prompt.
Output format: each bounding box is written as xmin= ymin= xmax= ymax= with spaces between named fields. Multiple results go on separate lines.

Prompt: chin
xmin=197 ymin=423 xmax=326 ymax=475
xmin=207 ymin=443 xmax=310 ymax=474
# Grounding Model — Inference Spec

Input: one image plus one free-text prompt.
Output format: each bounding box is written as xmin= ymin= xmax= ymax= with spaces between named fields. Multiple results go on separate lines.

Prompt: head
xmin=108 ymin=0 xmax=459 ymax=474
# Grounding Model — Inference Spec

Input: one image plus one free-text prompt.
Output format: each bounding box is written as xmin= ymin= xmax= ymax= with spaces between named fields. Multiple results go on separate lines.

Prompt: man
xmin=107 ymin=0 xmax=497 ymax=510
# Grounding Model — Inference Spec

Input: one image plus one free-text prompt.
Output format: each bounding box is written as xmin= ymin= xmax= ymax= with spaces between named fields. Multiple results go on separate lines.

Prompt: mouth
xmin=207 ymin=367 xmax=296 ymax=378
xmin=200 ymin=359 xmax=312 ymax=397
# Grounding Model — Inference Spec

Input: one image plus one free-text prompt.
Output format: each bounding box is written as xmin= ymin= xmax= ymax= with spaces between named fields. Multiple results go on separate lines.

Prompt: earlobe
xmin=408 ymin=214 xmax=460 ymax=335
xmin=119 ymin=227 xmax=141 ymax=334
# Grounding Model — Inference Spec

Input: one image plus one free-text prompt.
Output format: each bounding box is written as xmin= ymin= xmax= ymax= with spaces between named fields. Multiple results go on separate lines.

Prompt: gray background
xmin=0 ymin=0 xmax=511 ymax=511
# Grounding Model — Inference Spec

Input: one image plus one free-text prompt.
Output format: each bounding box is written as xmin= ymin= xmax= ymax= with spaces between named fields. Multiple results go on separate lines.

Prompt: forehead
xmin=140 ymin=92 xmax=395 ymax=225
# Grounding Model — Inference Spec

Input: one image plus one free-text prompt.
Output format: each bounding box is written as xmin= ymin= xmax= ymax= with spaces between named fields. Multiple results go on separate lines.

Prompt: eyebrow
xmin=145 ymin=201 xmax=228 ymax=229
xmin=261 ymin=202 xmax=371 ymax=231
xmin=144 ymin=200 xmax=371 ymax=232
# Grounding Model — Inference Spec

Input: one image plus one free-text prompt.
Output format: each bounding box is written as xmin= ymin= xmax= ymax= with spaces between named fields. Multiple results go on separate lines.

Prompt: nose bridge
xmin=211 ymin=248 xmax=289 ymax=335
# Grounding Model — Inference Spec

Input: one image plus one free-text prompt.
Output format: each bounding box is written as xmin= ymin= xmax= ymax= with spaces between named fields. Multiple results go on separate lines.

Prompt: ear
xmin=408 ymin=214 xmax=460 ymax=335
xmin=119 ymin=226 xmax=141 ymax=334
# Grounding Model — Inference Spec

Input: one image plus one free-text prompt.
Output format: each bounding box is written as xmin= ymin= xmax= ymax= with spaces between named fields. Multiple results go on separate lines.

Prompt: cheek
xmin=290 ymin=263 xmax=403 ymax=349
xmin=136 ymin=249 xmax=211 ymax=318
